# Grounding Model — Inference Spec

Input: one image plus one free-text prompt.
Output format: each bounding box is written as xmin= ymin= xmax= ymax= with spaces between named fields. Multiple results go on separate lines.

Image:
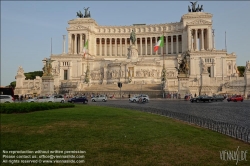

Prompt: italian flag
xmin=154 ymin=36 xmax=164 ymax=52
xmin=83 ymin=40 xmax=88 ymax=56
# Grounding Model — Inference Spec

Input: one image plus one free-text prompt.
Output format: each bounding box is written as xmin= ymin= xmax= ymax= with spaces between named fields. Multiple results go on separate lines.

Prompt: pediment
xmin=187 ymin=19 xmax=212 ymax=25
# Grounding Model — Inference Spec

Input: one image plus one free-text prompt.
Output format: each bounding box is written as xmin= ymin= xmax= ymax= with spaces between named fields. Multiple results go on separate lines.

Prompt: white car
xmin=53 ymin=95 xmax=65 ymax=103
xmin=91 ymin=95 xmax=107 ymax=102
xmin=129 ymin=94 xmax=150 ymax=103
xmin=129 ymin=96 xmax=141 ymax=102
xmin=0 ymin=95 xmax=14 ymax=103
xmin=36 ymin=96 xmax=54 ymax=103
xmin=25 ymin=98 xmax=37 ymax=102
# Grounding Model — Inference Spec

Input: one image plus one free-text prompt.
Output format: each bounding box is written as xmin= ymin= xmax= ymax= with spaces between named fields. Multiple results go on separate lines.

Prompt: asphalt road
xmin=88 ymin=99 xmax=250 ymax=128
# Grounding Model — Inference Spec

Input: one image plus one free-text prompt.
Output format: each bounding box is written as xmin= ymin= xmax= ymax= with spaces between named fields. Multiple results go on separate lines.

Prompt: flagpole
xmin=162 ymin=30 xmax=166 ymax=98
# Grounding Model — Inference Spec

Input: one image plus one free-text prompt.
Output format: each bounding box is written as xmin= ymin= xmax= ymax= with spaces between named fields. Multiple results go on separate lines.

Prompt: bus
xmin=0 ymin=87 xmax=14 ymax=97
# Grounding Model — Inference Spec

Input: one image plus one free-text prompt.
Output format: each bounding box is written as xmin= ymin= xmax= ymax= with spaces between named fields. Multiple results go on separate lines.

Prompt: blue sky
xmin=1 ymin=1 xmax=250 ymax=86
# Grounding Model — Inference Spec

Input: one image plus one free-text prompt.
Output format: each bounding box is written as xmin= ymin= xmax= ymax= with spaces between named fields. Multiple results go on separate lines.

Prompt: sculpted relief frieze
xmin=91 ymin=69 xmax=104 ymax=80
xmin=135 ymin=69 xmax=161 ymax=78
xmin=187 ymin=19 xmax=212 ymax=25
xmin=69 ymin=25 xmax=87 ymax=30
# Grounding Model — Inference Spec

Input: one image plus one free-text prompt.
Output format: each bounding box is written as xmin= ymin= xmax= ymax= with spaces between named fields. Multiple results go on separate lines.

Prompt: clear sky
xmin=1 ymin=1 xmax=250 ymax=86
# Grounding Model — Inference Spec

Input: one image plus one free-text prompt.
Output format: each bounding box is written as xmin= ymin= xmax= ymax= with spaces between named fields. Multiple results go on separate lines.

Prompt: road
xmin=88 ymin=99 xmax=250 ymax=128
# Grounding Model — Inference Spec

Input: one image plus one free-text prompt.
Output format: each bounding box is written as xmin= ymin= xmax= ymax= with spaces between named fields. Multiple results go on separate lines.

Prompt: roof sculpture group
xmin=188 ymin=1 xmax=203 ymax=12
xmin=76 ymin=7 xmax=91 ymax=18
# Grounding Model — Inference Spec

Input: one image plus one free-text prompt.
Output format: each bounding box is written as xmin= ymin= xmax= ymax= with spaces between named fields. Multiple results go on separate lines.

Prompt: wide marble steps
xmin=83 ymin=83 xmax=162 ymax=91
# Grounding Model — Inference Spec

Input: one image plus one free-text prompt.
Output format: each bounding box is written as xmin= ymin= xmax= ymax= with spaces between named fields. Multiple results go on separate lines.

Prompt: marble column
xmin=80 ymin=34 xmax=83 ymax=53
xmin=201 ymin=29 xmax=204 ymax=50
xmin=140 ymin=37 xmax=142 ymax=56
xmin=171 ymin=35 xmax=173 ymax=54
xmin=99 ymin=38 xmax=102 ymax=56
xmin=166 ymin=35 xmax=168 ymax=54
xmin=145 ymin=37 xmax=147 ymax=55
xmin=176 ymin=35 xmax=179 ymax=54
xmin=195 ymin=29 xmax=198 ymax=51
xmin=120 ymin=38 xmax=122 ymax=56
xmin=125 ymin=38 xmax=128 ymax=56
xmin=110 ymin=38 xmax=112 ymax=56
xmin=115 ymin=38 xmax=118 ymax=56
xmin=150 ymin=37 xmax=152 ymax=55
xmin=74 ymin=34 xmax=77 ymax=54
xmin=104 ymin=38 xmax=107 ymax=56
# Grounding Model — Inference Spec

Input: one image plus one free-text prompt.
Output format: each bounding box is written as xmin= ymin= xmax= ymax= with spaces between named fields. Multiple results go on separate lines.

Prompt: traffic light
xmin=118 ymin=82 xmax=122 ymax=88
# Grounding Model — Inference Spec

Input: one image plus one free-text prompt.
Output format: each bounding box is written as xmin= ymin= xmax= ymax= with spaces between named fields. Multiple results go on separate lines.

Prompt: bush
xmin=0 ymin=102 xmax=75 ymax=114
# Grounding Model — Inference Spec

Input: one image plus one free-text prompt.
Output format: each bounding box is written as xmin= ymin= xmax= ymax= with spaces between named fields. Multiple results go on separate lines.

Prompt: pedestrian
xmin=194 ymin=93 xmax=197 ymax=97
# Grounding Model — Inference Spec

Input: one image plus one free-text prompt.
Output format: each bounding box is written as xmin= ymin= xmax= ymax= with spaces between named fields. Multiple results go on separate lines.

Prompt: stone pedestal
xmin=201 ymin=73 xmax=210 ymax=86
xmin=128 ymin=45 xmax=138 ymax=62
xmin=244 ymin=71 xmax=250 ymax=98
xmin=41 ymin=76 xmax=54 ymax=96
xmin=178 ymin=74 xmax=190 ymax=99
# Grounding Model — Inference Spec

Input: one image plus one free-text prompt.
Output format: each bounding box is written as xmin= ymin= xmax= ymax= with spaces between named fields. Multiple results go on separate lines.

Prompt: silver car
xmin=0 ymin=95 xmax=14 ymax=103
xmin=91 ymin=95 xmax=107 ymax=102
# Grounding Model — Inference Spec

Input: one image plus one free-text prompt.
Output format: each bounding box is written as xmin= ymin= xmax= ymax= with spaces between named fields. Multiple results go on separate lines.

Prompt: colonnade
xmin=68 ymin=33 xmax=87 ymax=54
xmin=188 ymin=28 xmax=212 ymax=51
xmin=95 ymin=35 xmax=183 ymax=56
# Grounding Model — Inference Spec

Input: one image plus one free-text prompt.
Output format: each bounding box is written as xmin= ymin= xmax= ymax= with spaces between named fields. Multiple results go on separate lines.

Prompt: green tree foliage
xmin=9 ymin=81 xmax=16 ymax=88
xmin=237 ymin=66 xmax=245 ymax=77
xmin=24 ymin=71 xmax=43 ymax=80
xmin=8 ymin=71 xmax=43 ymax=88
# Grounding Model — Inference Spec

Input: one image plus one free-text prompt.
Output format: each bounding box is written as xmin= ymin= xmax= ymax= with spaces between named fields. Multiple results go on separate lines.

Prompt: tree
xmin=8 ymin=71 xmax=43 ymax=88
xmin=24 ymin=71 xmax=43 ymax=80
xmin=237 ymin=66 xmax=245 ymax=77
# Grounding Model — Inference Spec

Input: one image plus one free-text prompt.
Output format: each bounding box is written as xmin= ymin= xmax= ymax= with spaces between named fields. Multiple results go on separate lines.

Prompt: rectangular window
xmin=64 ymin=70 xmax=68 ymax=80
xmin=208 ymin=67 xmax=211 ymax=77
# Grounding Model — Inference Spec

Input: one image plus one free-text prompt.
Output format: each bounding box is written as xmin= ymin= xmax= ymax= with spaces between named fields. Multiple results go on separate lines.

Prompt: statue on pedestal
xmin=175 ymin=52 xmax=190 ymax=75
xmin=130 ymin=30 xmax=136 ymax=45
xmin=42 ymin=58 xmax=55 ymax=77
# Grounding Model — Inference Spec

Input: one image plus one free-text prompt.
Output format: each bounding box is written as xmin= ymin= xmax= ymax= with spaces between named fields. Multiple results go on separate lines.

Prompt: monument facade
xmin=14 ymin=3 xmax=250 ymax=98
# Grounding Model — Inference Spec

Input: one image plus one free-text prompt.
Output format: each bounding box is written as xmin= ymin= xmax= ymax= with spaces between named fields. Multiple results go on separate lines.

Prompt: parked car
xmin=91 ymin=95 xmax=107 ymax=102
xmin=53 ymin=95 xmax=65 ymax=103
xmin=36 ymin=96 xmax=54 ymax=103
xmin=25 ymin=98 xmax=37 ymax=102
xmin=0 ymin=95 xmax=14 ymax=103
xmin=227 ymin=95 xmax=243 ymax=102
xmin=68 ymin=96 xmax=88 ymax=104
xmin=190 ymin=95 xmax=213 ymax=103
xmin=212 ymin=95 xmax=225 ymax=102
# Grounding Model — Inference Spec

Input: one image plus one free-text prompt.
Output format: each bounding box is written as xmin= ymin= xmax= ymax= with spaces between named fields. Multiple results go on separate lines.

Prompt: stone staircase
xmin=83 ymin=83 xmax=162 ymax=91
xmin=78 ymin=83 xmax=163 ymax=98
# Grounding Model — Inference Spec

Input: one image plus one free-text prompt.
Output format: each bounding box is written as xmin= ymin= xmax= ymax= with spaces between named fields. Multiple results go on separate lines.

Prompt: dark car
xmin=190 ymin=95 xmax=213 ymax=103
xmin=212 ymin=95 xmax=225 ymax=102
xmin=227 ymin=95 xmax=243 ymax=102
xmin=68 ymin=96 xmax=88 ymax=104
